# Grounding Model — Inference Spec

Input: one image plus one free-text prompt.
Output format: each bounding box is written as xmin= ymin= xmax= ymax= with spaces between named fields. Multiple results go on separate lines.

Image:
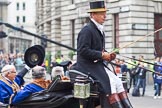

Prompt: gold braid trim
xmin=0 ymin=74 xmax=20 ymax=93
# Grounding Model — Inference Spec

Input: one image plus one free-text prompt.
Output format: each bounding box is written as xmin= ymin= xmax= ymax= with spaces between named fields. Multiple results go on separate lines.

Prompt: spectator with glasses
xmin=0 ymin=64 xmax=30 ymax=104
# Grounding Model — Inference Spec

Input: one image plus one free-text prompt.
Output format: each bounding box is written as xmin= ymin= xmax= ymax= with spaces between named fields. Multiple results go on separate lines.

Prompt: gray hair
xmin=51 ymin=66 xmax=64 ymax=78
xmin=1 ymin=65 xmax=16 ymax=76
xmin=32 ymin=66 xmax=46 ymax=79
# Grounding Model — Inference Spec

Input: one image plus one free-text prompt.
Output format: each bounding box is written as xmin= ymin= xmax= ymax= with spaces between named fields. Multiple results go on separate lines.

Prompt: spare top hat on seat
xmin=87 ymin=1 xmax=107 ymax=13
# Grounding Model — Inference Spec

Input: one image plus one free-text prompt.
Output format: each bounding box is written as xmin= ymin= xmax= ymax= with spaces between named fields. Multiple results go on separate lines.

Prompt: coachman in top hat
xmin=72 ymin=1 xmax=133 ymax=108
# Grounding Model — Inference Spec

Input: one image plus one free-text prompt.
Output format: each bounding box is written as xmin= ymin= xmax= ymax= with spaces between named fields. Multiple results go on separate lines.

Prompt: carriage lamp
xmin=74 ymin=76 xmax=90 ymax=99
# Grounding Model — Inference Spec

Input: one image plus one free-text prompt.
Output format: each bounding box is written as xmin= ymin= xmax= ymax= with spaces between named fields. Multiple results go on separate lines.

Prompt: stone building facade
xmin=0 ymin=0 xmax=37 ymax=54
xmin=7 ymin=0 xmax=37 ymax=54
xmin=36 ymin=0 xmax=162 ymax=62
xmin=0 ymin=0 xmax=10 ymax=53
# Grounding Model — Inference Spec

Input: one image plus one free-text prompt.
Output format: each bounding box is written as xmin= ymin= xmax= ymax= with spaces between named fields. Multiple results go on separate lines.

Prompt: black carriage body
xmin=13 ymin=78 xmax=79 ymax=108
xmin=13 ymin=70 xmax=101 ymax=108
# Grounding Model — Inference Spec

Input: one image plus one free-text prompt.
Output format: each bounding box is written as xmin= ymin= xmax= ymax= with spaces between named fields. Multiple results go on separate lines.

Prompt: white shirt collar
xmin=91 ymin=18 xmax=104 ymax=32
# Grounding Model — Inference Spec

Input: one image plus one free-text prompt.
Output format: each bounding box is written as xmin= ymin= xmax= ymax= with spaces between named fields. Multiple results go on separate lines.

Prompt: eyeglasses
xmin=11 ymin=71 xmax=16 ymax=73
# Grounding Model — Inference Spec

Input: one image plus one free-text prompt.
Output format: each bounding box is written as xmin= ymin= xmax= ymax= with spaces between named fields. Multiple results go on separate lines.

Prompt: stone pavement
xmin=129 ymin=84 xmax=155 ymax=97
xmin=145 ymin=84 xmax=155 ymax=97
xmin=128 ymin=84 xmax=162 ymax=108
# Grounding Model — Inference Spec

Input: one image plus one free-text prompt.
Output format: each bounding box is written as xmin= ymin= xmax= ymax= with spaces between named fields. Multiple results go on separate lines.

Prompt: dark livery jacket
xmin=72 ymin=20 xmax=111 ymax=94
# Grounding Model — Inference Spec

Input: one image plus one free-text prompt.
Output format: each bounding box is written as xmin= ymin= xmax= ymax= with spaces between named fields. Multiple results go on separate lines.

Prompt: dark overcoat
xmin=72 ymin=20 xmax=111 ymax=94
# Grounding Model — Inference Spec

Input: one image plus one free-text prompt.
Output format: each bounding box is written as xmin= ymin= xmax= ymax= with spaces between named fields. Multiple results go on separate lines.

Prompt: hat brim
xmin=87 ymin=8 xmax=108 ymax=13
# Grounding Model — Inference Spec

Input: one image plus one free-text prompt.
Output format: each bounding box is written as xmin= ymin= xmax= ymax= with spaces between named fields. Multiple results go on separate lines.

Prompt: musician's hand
xmin=102 ymin=52 xmax=116 ymax=61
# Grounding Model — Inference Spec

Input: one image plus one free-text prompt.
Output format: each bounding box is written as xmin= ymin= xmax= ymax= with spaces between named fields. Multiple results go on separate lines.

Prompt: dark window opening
xmin=113 ymin=13 xmax=119 ymax=49
xmin=23 ymin=16 xmax=25 ymax=23
xmin=23 ymin=3 xmax=26 ymax=10
xmin=17 ymin=16 xmax=20 ymax=22
xmin=154 ymin=14 xmax=162 ymax=56
xmin=17 ymin=3 xmax=19 ymax=10
xmin=71 ymin=20 xmax=75 ymax=48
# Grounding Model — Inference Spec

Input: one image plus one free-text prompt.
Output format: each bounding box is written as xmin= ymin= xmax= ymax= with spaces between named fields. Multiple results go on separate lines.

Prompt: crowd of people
xmin=0 ymin=53 xmax=24 ymax=72
xmin=114 ymin=55 xmax=162 ymax=99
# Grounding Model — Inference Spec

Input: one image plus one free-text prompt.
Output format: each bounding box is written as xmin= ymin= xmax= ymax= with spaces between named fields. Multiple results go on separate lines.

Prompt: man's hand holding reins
xmin=102 ymin=52 xmax=116 ymax=62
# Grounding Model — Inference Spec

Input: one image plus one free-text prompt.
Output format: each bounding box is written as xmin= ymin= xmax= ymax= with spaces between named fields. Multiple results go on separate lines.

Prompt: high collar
xmin=91 ymin=18 xmax=104 ymax=32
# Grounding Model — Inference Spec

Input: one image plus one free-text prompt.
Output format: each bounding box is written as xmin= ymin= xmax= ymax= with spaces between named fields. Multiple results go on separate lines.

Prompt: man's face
xmin=7 ymin=69 xmax=17 ymax=81
xmin=91 ymin=11 xmax=106 ymax=24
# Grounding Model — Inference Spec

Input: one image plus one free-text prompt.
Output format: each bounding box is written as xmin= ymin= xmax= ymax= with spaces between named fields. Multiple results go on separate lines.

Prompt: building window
xmin=113 ymin=13 xmax=119 ymax=49
xmin=71 ymin=20 xmax=75 ymax=48
xmin=17 ymin=3 xmax=19 ymax=10
xmin=16 ymin=16 xmax=20 ymax=22
xmin=23 ymin=3 xmax=26 ymax=10
xmin=9 ymin=37 xmax=32 ymax=53
xmin=154 ymin=14 xmax=162 ymax=56
xmin=22 ymin=16 xmax=26 ymax=23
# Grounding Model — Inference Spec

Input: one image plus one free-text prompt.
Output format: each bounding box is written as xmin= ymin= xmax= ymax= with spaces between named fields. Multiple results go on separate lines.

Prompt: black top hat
xmin=24 ymin=45 xmax=45 ymax=68
xmin=87 ymin=1 xmax=107 ymax=13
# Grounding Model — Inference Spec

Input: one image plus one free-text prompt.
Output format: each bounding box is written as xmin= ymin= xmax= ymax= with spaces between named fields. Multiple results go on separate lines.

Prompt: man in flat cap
xmin=72 ymin=1 xmax=133 ymax=108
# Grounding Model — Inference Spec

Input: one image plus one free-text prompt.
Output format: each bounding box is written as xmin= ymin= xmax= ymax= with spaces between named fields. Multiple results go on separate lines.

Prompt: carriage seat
xmin=69 ymin=70 xmax=94 ymax=83
xmin=69 ymin=70 xmax=100 ymax=96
